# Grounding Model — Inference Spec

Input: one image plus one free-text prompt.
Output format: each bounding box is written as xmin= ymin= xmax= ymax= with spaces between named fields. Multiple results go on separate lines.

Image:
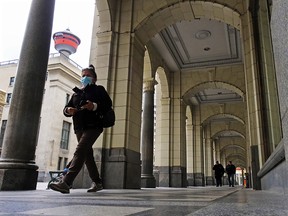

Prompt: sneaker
xmin=87 ymin=182 xmax=103 ymax=192
xmin=49 ymin=181 xmax=70 ymax=194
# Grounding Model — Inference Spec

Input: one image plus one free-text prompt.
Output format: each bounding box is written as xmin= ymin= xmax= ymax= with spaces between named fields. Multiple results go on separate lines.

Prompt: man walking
xmin=213 ymin=161 xmax=224 ymax=187
xmin=226 ymin=161 xmax=236 ymax=187
xmin=49 ymin=65 xmax=112 ymax=194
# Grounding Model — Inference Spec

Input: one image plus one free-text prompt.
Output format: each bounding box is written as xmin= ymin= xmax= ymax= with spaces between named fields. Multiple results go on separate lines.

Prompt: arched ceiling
xmin=149 ymin=17 xmax=246 ymax=165
xmin=150 ymin=18 xmax=243 ymax=105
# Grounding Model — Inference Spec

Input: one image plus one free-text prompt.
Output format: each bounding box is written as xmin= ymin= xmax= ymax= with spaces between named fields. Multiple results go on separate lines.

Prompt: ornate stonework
xmin=143 ymin=78 xmax=157 ymax=92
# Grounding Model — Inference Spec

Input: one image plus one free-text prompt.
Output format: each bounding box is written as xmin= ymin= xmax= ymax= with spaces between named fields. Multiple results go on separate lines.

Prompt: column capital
xmin=143 ymin=78 xmax=157 ymax=92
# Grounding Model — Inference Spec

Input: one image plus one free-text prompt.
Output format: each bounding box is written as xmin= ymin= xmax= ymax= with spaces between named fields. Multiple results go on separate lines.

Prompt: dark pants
xmin=215 ymin=176 xmax=222 ymax=187
xmin=63 ymin=127 xmax=103 ymax=186
xmin=227 ymin=174 xmax=235 ymax=186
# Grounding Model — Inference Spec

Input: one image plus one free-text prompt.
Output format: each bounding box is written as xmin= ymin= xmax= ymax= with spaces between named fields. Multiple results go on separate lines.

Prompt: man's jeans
xmin=227 ymin=174 xmax=235 ymax=186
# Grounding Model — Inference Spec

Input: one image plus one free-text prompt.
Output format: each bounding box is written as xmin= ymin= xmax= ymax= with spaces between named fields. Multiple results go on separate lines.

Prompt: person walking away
xmin=49 ymin=64 xmax=113 ymax=194
xmin=213 ymin=161 xmax=224 ymax=187
xmin=226 ymin=161 xmax=236 ymax=187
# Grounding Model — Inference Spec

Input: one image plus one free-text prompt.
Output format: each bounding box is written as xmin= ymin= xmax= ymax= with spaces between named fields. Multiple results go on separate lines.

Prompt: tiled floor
xmin=0 ymin=183 xmax=287 ymax=215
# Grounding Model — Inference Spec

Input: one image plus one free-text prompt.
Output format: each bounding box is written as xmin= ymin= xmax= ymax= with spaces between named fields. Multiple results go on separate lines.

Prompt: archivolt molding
xmin=143 ymin=49 xmax=152 ymax=79
xmin=212 ymin=129 xmax=245 ymax=140
xmin=183 ymin=81 xmax=245 ymax=104
xmin=155 ymin=67 xmax=169 ymax=99
xmin=133 ymin=1 xmax=242 ymax=45
xmin=203 ymin=113 xmax=244 ymax=125
xmin=225 ymin=154 xmax=246 ymax=163
xmin=221 ymin=144 xmax=246 ymax=153
xmin=211 ymin=122 xmax=245 ymax=137
xmin=95 ymin=0 xmax=112 ymax=33
xmin=217 ymin=136 xmax=246 ymax=148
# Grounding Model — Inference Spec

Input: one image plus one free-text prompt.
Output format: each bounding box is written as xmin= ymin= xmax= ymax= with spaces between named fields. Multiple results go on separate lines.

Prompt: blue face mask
xmin=81 ymin=76 xmax=93 ymax=87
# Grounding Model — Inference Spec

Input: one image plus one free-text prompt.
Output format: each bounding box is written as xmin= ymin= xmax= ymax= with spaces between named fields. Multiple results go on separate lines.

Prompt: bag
xmin=100 ymin=108 xmax=115 ymax=128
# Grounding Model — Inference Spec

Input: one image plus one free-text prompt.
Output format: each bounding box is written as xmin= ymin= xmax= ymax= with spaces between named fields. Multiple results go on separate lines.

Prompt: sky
xmin=0 ymin=0 xmax=95 ymax=68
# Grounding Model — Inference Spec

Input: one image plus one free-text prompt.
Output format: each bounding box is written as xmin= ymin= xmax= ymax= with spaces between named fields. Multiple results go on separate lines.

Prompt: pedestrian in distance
xmin=226 ymin=161 xmax=236 ymax=187
xmin=49 ymin=64 xmax=113 ymax=194
xmin=213 ymin=161 xmax=224 ymax=187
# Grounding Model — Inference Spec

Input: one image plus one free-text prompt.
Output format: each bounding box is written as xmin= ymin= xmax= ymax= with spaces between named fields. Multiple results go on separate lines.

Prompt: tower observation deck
xmin=53 ymin=29 xmax=81 ymax=56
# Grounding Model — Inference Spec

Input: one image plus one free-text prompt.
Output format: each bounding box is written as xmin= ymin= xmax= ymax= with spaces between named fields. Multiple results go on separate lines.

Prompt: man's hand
xmin=81 ymin=100 xmax=95 ymax=111
xmin=66 ymin=107 xmax=78 ymax=115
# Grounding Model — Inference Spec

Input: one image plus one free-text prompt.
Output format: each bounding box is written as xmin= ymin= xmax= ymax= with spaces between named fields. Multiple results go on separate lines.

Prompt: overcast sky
xmin=0 ymin=0 xmax=94 ymax=68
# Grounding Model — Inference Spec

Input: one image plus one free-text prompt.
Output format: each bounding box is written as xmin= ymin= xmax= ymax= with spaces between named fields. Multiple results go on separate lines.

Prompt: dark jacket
xmin=213 ymin=163 xmax=224 ymax=177
xmin=64 ymin=84 xmax=112 ymax=133
xmin=226 ymin=164 xmax=236 ymax=175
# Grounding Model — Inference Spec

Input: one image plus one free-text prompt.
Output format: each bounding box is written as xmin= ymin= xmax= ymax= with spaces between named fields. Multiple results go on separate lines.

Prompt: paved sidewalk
xmin=0 ymin=183 xmax=287 ymax=215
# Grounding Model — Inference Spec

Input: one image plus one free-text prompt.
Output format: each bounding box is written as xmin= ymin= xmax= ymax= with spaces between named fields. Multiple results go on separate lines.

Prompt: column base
xmin=0 ymin=160 xmax=38 ymax=190
xmin=157 ymin=166 xmax=170 ymax=187
xmin=193 ymin=173 xmax=205 ymax=186
xmin=141 ymin=174 xmax=156 ymax=188
xmin=102 ymin=148 xmax=141 ymax=189
xmin=187 ymin=173 xmax=194 ymax=186
xmin=170 ymin=166 xmax=187 ymax=187
xmin=206 ymin=176 xmax=214 ymax=185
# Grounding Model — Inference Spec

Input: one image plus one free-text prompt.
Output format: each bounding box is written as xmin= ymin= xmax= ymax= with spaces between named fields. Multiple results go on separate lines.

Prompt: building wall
xmin=0 ymin=90 xmax=5 ymax=121
xmin=0 ymin=54 xmax=81 ymax=181
xmin=0 ymin=88 xmax=5 ymax=155
xmin=262 ymin=0 xmax=288 ymax=194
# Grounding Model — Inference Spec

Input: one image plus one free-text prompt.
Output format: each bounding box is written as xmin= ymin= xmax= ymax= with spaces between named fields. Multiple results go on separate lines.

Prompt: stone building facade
xmin=0 ymin=89 xmax=5 ymax=155
xmin=0 ymin=54 xmax=81 ymax=182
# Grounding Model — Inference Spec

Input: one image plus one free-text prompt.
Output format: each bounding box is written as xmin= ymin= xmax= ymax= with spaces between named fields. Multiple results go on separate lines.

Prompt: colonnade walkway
xmin=0 ymin=183 xmax=287 ymax=215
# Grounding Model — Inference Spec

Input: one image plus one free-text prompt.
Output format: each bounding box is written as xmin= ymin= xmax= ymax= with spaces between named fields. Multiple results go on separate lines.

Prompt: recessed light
xmin=195 ymin=30 xmax=211 ymax=40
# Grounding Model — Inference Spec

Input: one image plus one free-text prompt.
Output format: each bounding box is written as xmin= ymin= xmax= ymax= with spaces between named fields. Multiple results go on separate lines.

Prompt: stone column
xmin=0 ymin=0 xmax=55 ymax=190
xmin=141 ymin=78 xmax=156 ymax=188
xmin=154 ymin=97 xmax=171 ymax=187
xmin=192 ymin=105 xmax=204 ymax=186
xmin=186 ymin=116 xmax=194 ymax=186
xmin=204 ymin=125 xmax=214 ymax=185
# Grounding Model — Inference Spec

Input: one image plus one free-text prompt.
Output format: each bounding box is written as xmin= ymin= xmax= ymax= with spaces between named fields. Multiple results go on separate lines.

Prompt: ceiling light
xmin=195 ymin=30 xmax=211 ymax=40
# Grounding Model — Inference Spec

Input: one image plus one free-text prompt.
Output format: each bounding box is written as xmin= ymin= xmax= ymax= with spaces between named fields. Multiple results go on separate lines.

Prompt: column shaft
xmin=141 ymin=79 xmax=156 ymax=188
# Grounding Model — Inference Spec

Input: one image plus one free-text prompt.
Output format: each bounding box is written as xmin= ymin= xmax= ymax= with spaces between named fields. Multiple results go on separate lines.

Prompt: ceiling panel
xmin=150 ymin=18 xmax=242 ymax=71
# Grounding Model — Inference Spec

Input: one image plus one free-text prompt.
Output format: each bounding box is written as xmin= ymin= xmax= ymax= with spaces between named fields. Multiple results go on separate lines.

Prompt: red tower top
xmin=53 ymin=29 xmax=81 ymax=56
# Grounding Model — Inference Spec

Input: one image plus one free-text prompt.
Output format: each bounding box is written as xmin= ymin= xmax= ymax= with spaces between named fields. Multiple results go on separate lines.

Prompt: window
xmin=0 ymin=120 xmax=7 ymax=147
xmin=60 ymin=121 xmax=71 ymax=150
xmin=64 ymin=157 xmax=68 ymax=168
xmin=9 ymin=77 xmax=15 ymax=86
xmin=57 ymin=157 xmax=63 ymax=170
xmin=57 ymin=157 xmax=69 ymax=170
xmin=6 ymin=93 xmax=12 ymax=104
